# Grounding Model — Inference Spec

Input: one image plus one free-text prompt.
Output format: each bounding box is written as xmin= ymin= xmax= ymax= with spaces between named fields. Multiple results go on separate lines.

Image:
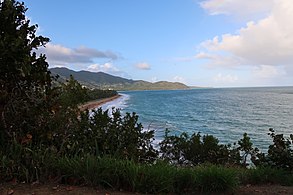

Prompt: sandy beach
xmin=78 ymin=94 xmax=122 ymax=111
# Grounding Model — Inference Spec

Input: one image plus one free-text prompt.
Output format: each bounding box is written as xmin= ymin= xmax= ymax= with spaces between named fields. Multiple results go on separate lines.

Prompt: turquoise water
xmin=103 ymin=87 xmax=293 ymax=150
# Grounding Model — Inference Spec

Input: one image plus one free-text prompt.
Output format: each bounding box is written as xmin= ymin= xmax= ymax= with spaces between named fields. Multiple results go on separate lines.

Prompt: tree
xmin=58 ymin=75 xmax=88 ymax=108
xmin=0 ymin=0 xmax=52 ymax=146
xmin=237 ymin=133 xmax=259 ymax=167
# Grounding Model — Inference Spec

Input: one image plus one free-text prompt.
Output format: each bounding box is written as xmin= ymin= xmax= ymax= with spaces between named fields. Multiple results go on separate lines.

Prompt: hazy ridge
xmin=50 ymin=67 xmax=191 ymax=90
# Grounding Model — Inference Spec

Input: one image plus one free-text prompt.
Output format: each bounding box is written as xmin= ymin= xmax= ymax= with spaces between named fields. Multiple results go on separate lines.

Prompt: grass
xmin=2 ymin=153 xmax=293 ymax=194
xmin=135 ymin=162 xmax=176 ymax=193
xmin=195 ymin=165 xmax=239 ymax=192
xmin=239 ymin=166 xmax=293 ymax=186
xmin=53 ymin=156 xmax=240 ymax=193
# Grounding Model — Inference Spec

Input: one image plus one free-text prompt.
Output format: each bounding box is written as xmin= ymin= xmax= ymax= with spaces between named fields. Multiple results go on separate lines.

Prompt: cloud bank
xmin=198 ymin=0 xmax=293 ymax=85
xmin=41 ymin=43 xmax=119 ymax=66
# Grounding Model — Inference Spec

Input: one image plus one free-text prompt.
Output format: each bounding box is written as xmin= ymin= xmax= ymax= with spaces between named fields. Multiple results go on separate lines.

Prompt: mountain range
xmin=50 ymin=67 xmax=191 ymax=91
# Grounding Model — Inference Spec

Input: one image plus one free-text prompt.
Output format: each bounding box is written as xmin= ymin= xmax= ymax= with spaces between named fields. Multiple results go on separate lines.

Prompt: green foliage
xmin=55 ymin=74 xmax=118 ymax=108
xmin=0 ymin=0 xmax=51 ymax=90
xmin=0 ymin=0 xmax=52 ymax=149
xmin=234 ymin=165 xmax=293 ymax=186
xmin=85 ymin=88 xmax=118 ymax=101
xmin=195 ymin=165 xmax=239 ymax=192
xmin=0 ymin=1 xmax=156 ymax=185
xmin=159 ymin=129 xmax=241 ymax=166
xmin=0 ymin=144 xmax=54 ymax=183
xmin=135 ymin=161 xmax=176 ymax=193
xmin=54 ymin=156 xmax=239 ymax=193
xmin=57 ymin=75 xmax=88 ymax=108
xmin=59 ymin=108 xmax=158 ymax=162
xmin=253 ymin=128 xmax=293 ymax=171
xmin=266 ymin=128 xmax=293 ymax=171
xmin=160 ymin=129 xmax=293 ymax=172
xmin=173 ymin=167 xmax=197 ymax=193
xmin=237 ymin=133 xmax=259 ymax=167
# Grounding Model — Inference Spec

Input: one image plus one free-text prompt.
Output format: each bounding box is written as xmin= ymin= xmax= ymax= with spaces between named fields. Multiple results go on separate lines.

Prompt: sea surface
xmin=102 ymin=87 xmax=293 ymax=150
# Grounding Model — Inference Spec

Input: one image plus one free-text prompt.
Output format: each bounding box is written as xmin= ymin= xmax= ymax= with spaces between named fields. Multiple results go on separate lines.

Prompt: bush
xmin=159 ymin=129 xmax=241 ymax=166
xmin=253 ymin=128 xmax=293 ymax=171
xmin=51 ymin=108 xmax=158 ymax=162
xmin=238 ymin=132 xmax=260 ymax=167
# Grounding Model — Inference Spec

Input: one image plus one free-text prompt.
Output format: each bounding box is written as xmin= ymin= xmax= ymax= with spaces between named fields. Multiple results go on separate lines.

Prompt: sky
xmin=25 ymin=0 xmax=293 ymax=87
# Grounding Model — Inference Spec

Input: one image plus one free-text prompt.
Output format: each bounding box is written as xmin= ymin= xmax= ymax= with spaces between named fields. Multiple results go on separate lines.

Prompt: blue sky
xmin=26 ymin=0 xmax=293 ymax=87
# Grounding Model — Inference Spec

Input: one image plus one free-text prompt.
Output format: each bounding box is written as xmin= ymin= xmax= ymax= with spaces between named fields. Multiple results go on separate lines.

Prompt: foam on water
xmin=100 ymin=93 xmax=130 ymax=111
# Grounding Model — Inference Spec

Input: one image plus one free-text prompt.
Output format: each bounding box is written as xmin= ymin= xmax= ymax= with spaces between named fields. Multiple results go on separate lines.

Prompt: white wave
xmin=100 ymin=93 xmax=130 ymax=111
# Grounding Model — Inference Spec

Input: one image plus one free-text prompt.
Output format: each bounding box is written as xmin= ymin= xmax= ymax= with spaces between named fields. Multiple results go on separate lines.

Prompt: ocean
xmin=101 ymin=87 xmax=293 ymax=150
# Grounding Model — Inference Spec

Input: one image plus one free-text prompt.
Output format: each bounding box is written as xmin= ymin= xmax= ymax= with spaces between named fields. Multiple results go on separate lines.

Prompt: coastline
xmin=78 ymin=94 xmax=122 ymax=111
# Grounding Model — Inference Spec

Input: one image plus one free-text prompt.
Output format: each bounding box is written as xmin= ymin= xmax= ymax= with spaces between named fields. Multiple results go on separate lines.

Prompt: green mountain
xmin=50 ymin=67 xmax=190 ymax=90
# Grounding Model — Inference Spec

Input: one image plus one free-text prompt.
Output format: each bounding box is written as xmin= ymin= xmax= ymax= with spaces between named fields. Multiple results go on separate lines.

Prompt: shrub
xmin=237 ymin=133 xmax=260 ymax=167
xmin=159 ymin=129 xmax=241 ymax=166
xmin=53 ymin=108 xmax=158 ymax=162
xmin=253 ymin=128 xmax=293 ymax=171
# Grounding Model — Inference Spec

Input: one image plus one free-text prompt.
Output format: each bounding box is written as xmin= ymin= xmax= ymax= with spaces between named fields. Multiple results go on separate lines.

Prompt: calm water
xmin=102 ymin=87 xmax=293 ymax=150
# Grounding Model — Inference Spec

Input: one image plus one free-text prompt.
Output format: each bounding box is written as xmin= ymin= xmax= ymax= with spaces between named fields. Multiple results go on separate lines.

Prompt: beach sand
xmin=78 ymin=94 xmax=122 ymax=111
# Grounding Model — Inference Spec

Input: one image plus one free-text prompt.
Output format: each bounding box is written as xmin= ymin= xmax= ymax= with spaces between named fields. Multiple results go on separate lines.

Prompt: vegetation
xmin=1 ymin=0 xmax=293 ymax=194
xmin=1 ymin=0 xmax=52 ymax=151
xmin=159 ymin=130 xmax=241 ymax=166
xmin=84 ymin=88 xmax=118 ymax=102
xmin=51 ymin=67 xmax=190 ymax=90
xmin=56 ymin=75 xmax=118 ymax=108
xmin=54 ymin=156 xmax=240 ymax=193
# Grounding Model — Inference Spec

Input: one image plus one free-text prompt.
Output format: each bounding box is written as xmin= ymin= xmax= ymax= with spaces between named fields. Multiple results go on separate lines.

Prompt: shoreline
xmin=78 ymin=94 xmax=122 ymax=111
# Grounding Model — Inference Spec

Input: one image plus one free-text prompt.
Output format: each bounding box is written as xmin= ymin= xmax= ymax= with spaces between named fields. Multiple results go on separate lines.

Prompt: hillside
xmin=50 ymin=67 xmax=190 ymax=90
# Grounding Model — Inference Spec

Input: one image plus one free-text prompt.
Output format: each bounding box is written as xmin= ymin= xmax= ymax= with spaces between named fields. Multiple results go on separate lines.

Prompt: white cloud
xmin=40 ymin=43 xmax=119 ymax=67
xmin=200 ymin=0 xmax=274 ymax=19
xmin=195 ymin=52 xmax=213 ymax=59
xmin=252 ymin=65 xmax=285 ymax=79
xmin=86 ymin=62 xmax=132 ymax=78
xmin=87 ymin=62 xmax=119 ymax=73
xmin=213 ymin=73 xmax=238 ymax=83
xmin=135 ymin=62 xmax=151 ymax=70
xmin=172 ymin=76 xmax=186 ymax=83
xmin=195 ymin=52 xmax=244 ymax=68
xmin=198 ymin=0 xmax=293 ymax=82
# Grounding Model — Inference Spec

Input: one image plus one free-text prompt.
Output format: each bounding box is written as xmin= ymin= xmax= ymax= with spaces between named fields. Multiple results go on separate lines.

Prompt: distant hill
xmin=50 ymin=67 xmax=190 ymax=91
